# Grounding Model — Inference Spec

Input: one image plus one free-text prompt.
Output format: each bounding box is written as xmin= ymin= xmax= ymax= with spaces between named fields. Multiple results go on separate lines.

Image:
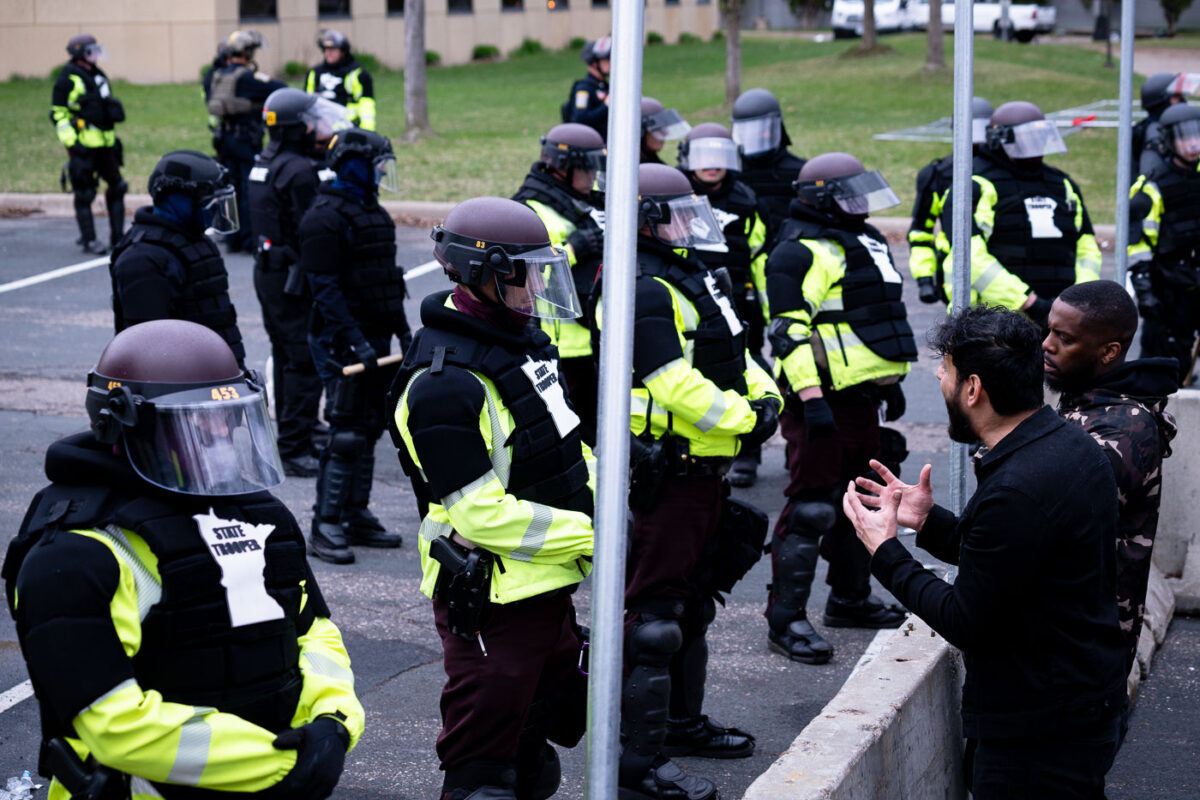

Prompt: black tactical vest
xmin=975 ymin=155 xmax=1079 ymax=299
xmin=391 ymin=295 xmax=593 ymax=516
xmin=109 ymin=220 xmax=244 ymax=363
xmin=740 ymin=149 xmax=806 ymax=235
xmin=63 ymin=62 xmax=119 ymax=131
xmin=693 ymin=179 xmax=759 ymax=281
xmin=7 ymin=460 xmax=312 ymax=743
xmin=310 ymin=61 xmax=359 ymax=107
xmin=636 ymin=246 xmax=749 ymax=394
xmin=1150 ymin=163 xmax=1200 ymax=260
xmin=776 ymin=214 xmax=918 ymax=364
xmin=206 ymin=64 xmax=255 ymax=121
xmin=310 ymin=188 xmax=405 ymax=328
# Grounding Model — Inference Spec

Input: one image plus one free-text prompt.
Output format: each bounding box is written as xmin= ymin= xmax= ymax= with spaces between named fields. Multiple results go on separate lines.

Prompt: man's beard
xmin=945 ymin=394 xmax=977 ymax=444
xmin=1045 ymin=367 xmax=1089 ymax=395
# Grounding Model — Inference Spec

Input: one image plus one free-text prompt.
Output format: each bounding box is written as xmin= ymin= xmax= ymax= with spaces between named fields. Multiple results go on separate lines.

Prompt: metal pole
xmin=586 ymin=1 xmax=643 ymax=797
xmin=1114 ymin=0 xmax=1136 ymax=286
xmin=949 ymin=0 xmax=975 ymax=524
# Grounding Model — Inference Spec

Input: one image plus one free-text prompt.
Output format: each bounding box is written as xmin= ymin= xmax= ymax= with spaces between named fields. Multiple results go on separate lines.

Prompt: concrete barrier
xmin=743 ymin=617 xmax=966 ymax=800
xmin=1156 ymin=388 xmax=1200 ymax=613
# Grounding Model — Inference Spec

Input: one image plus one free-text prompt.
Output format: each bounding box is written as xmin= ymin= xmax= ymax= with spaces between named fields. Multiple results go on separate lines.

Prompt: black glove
xmin=1131 ymin=274 xmax=1160 ymax=321
xmin=1024 ymin=296 xmax=1053 ymax=330
xmin=801 ymin=396 xmax=837 ymax=441
xmin=567 ymin=227 xmax=605 ymax=263
xmin=740 ymin=398 xmax=779 ymax=450
xmin=916 ymin=276 xmax=938 ymax=304
xmin=881 ymin=383 xmax=906 ymax=422
xmin=263 ymin=716 xmax=350 ymax=800
xmin=349 ymin=340 xmax=378 ymax=372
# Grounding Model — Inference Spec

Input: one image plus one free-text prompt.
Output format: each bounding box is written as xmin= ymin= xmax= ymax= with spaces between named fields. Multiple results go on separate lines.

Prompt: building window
xmin=502 ymin=0 xmax=523 ymax=10
xmin=591 ymin=0 xmax=607 ymax=6
xmin=387 ymin=0 xmax=404 ymax=13
xmin=697 ymin=0 xmax=710 ymax=4
xmin=665 ymin=0 xmax=680 ymax=5
xmin=547 ymin=0 xmax=568 ymax=9
xmin=319 ymin=0 xmax=351 ymax=16
xmin=448 ymin=0 xmax=473 ymax=12
xmin=239 ymin=0 xmax=277 ymax=19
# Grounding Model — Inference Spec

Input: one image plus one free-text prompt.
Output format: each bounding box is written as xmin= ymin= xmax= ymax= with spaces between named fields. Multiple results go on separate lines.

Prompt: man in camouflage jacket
xmin=1043 ymin=281 xmax=1179 ymax=675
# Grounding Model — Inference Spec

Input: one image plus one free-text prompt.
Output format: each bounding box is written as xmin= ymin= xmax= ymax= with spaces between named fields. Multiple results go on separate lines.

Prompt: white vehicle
xmin=906 ymin=0 xmax=1057 ymax=43
xmin=830 ymin=0 xmax=925 ymax=39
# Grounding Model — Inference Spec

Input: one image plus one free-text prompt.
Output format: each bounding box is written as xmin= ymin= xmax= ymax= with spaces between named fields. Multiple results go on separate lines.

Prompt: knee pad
xmin=108 ymin=179 xmax=128 ymax=201
xmin=74 ymin=185 xmax=97 ymax=207
xmin=787 ymin=501 xmax=837 ymax=538
xmin=628 ymin=617 xmax=683 ymax=668
xmin=327 ymin=429 xmax=368 ymax=460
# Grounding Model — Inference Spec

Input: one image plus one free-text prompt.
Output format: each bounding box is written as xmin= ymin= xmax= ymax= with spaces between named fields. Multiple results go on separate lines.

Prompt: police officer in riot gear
xmin=4 ymin=319 xmax=363 ymax=800
xmin=678 ymin=122 xmax=771 ymax=487
xmin=208 ymin=30 xmax=287 ymax=253
xmin=305 ymin=29 xmax=377 ymax=131
xmin=764 ymin=152 xmax=914 ymax=665
xmin=109 ymin=150 xmax=247 ymax=368
xmin=203 ymin=41 xmax=232 ymax=147
xmin=299 ymin=128 xmax=410 ymax=564
xmin=1132 ymin=72 xmax=1188 ymax=182
xmin=248 ymin=89 xmax=351 ymax=477
xmin=512 ymin=122 xmax=607 ymax=445
xmin=51 ymin=34 xmax=127 ymax=255
xmin=640 ymin=97 xmax=690 ymax=165
xmin=942 ymin=100 xmax=1102 ymax=328
xmin=907 ymin=97 xmax=993 ymax=305
xmin=562 ymin=36 xmax=611 ymax=139
xmin=390 ymin=197 xmax=594 ymax=800
xmin=1129 ymin=103 xmax=1200 ymax=382
xmin=594 ymin=164 xmax=780 ymax=800
xmin=731 ymin=88 xmax=807 ymax=243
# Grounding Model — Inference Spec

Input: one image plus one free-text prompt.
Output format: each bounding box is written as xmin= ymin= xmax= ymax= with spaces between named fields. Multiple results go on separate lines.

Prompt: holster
xmin=430 ymin=535 xmax=494 ymax=641
xmin=702 ymin=496 xmax=769 ymax=597
xmin=1157 ymin=258 xmax=1200 ymax=290
xmin=628 ymin=434 xmax=671 ymax=513
xmin=42 ymin=738 xmax=130 ymax=800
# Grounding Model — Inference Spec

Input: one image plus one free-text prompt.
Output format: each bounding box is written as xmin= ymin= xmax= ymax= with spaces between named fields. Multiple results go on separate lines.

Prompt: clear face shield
xmin=111 ymin=380 xmax=284 ymax=496
xmin=731 ymin=114 xmax=782 ymax=157
xmin=83 ymin=43 xmax=108 ymax=64
xmin=650 ymin=194 xmax=727 ymax=248
xmin=374 ymin=155 xmax=401 ymax=193
xmin=1169 ymin=118 xmax=1200 ymax=162
xmin=300 ymin=96 xmax=354 ymax=145
xmin=201 ymin=185 xmax=240 ymax=235
xmin=972 ymin=118 xmax=989 ymax=145
xmin=644 ymin=109 xmax=692 ymax=143
xmin=680 ymin=137 xmax=742 ymax=172
xmin=994 ymin=119 xmax=1068 ymax=159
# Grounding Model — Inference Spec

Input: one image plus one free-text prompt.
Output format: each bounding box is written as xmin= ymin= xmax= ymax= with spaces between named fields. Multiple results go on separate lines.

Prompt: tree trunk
xmin=403 ymin=0 xmax=433 ymax=141
xmin=926 ymin=0 xmax=945 ymax=70
xmin=862 ymin=0 xmax=878 ymax=49
xmin=724 ymin=0 xmax=743 ymax=106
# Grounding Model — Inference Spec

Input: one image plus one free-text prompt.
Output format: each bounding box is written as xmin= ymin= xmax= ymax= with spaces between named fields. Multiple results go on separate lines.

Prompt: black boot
xmin=618 ymin=757 xmax=718 ymax=800
xmin=343 ymin=454 xmax=401 ymax=547
xmin=662 ymin=715 xmax=754 ymax=759
xmin=311 ymin=455 xmax=355 ymax=564
xmin=766 ymin=508 xmax=835 ymax=664
xmin=442 ymin=759 xmax=519 ymax=800
xmin=106 ymin=180 xmax=126 ymax=246
xmin=823 ymin=593 xmax=907 ymax=629
xmin=767 ymin=614 xmax=833 ymax=664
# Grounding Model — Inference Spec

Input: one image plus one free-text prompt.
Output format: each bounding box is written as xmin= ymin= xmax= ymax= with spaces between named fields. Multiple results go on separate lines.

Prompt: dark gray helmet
xmin=732 ymin=88 xmax=781 ymax=120
xmin=224 ymin=30 xmax=265 ymax=59
xmin=678 ymin=123 xmax=741 ymax=173
xmin=972 ymin=96 xmax=995 ymax=119
xmin=541 ymin=123 xmax=606 ymax=171
xmin=642 ymin=97 xmax=690 ymax=140
xmin=1142 ymin=72 xmax=1184 ymax=115
xmin=581 ymin=35 xmax=612 ymax=65
xmin=731 ymin=88 xmax=790 ymax=155
xmin=794 ymin=152 xmax=899 ymax=216
xmin=317 ymin=28 xmax=351 ymax=53
xmin=327 ymin=128 xmax=393 ymax=167
xmin=263 ymin=88 xmax=315 ymax=128
xmin=66 ymin=34 xmax=99 ymax=60
xmin=149 ymin=150 xmax=230 ymax=201
xmin=1160 ymin=103 xmax=1200 ymax=163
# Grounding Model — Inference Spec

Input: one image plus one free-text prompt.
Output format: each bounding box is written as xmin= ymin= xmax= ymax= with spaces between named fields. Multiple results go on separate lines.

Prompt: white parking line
xmin=0 ymin=680 xmax=32 ymax=714
xmin=405 ymin=259 xmax=440 ymax=280
xmin=0 ymin=256 xmax=109 ymax=296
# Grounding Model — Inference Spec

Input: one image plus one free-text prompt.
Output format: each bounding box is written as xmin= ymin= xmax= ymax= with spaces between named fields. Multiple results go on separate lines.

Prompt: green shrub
xmin=647 ymin=32 xmax=664 ymax=45
xmin=283 ymin=60 xmax=308 ymax=80
xmin=472 ymin=44 xmax=501 ymax=61
xmin=679 ymin=32 xmax=701 ymax=45
xmin=49 ymin=64 xmax=64 ymax=80
xmin=511 ymin=38 xmax=545 ymax=58
xmin=568 ymin=36 xmax=588 ymax=50
xmin=425 ymin=50 xmax=441 ymax=66
xmin=355 ymin=52 xmax=383 ymax=74
xmin=711 ymin=30 xmax=725 ymax=42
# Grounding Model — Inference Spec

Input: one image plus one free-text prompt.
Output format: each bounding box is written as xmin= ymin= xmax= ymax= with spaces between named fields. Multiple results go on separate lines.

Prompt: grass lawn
xmin=3 ymin=33 xmax=1156 ymax=223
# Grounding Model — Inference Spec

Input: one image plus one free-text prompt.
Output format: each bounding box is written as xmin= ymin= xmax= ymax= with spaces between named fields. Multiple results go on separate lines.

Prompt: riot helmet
xmin=326 ymin=128 xmax=400 ymax=192
xmin=148 ymin=150 xmax=240 ymax=235
xmin=1160 ymin=103 xmax=1200 ymax=165
xmin=986 ymin=101 xmax=1066 ymax=161
xmin=1141 ymin=72 xmax=1184 ymax=116
xmin=971 ymin=96 xmax=995 ymax=145
xmin=431 ymin=197 xmax=582 ymax=320
xmin=263 ymin=88 xmax=352 ymax=150
xmin=636 ymin=163 xmax=725 ymax=248
xmin=86 ymin=320 xmax=284 ymax=496
xmin=642 ymin=97 xmax=691 ymax=144
xmin=541 ymin=123 xmax=607 ymax=193
xmin=793 ymin=152 xmax=900 ymax=217
xmin=66 ymin=34 xmax=106 ymax=64
xmin=224 ymin=30 xmax=266 ymax=61
xmin=581 ymin=36 xmax=612 ymax=76
xmin=317 ymin=28 xmax=351 ymax=54
xmin=731 ymin=88 xmax=787 ymax=157
xmin=678 ymin=122 xmax=742 ymax=174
